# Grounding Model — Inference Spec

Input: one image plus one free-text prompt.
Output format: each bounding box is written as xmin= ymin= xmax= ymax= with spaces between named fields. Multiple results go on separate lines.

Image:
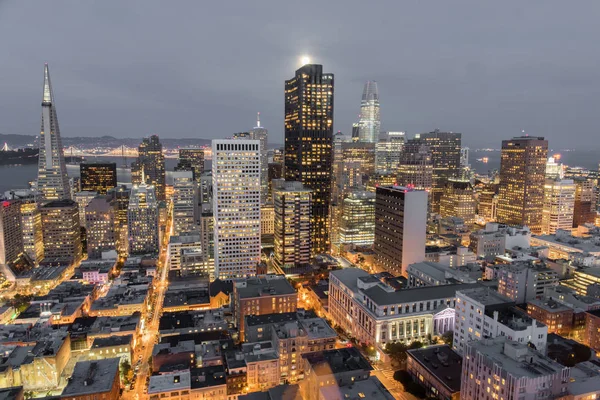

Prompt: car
xmin=134 ymin=365 xmax=140 ymax=372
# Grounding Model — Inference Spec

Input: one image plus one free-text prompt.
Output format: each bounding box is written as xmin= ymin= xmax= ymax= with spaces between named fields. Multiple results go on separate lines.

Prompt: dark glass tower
xmin=80 ymin=162 xmax=117 ymax=194
xmin=415 ymin=130 xmax=462 ymax=213
xmin=131 ymin=135 xmax=166 ymax=201
xmin=284 ymin=64 xmax=334 ymax=254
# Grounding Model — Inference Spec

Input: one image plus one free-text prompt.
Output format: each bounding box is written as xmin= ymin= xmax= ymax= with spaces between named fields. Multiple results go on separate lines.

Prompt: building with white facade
xmin=374 ymin=186 xmax=427 ymax=276
xmin=212 ymin=139 xmax=261 ymax=279
xmin=172 ymin=171 xmax=197 ymax=235
xmin=497 ymin=262 xmax=559 ymax=303
xmin=375 ymin=131 xmax=405 ymax=173
xmin=168 ymin=232 xmax=203 ymax=271
xmin=329 ymin=268 xmax=483 ymax=349
xmin=453 ymin=288 xmax=548 ymax=356
xmin=74 ymin=191 xmax=97 ymax=227
xmin=339 ymin=190 xmax=376 ymax=247
xmin=542 ymin=179 xmax=575 ymax=235
xmin=469 ymin=223 xmax=532 ymax=261
xmin=460 ymin=337 xmax=569 ymax=400
xmin=407 ymin=261 xmax=481 ymax=288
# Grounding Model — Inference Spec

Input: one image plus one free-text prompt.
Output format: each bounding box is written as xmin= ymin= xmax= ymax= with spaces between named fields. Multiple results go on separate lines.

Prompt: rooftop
xmin=148 ymin=370 xmax=191 ymax=394
xmin=190 ymin=365 xmax=227 ymax=389
xmin=236 ymin=275 xmax=296 ymax=299
xmin=484 ymin=306 xmax=546 ymax=330
xmin=91 ymin=334 xmax=133 ymax=349
xmin=527 ymin=298 xmax=572 ymax=313
xmin=364 ymin=282 xmax=485 ymax=306
xmin=467 ymin=337 xmax=566 ymax=378
xmin=302 ymin=347 xmax=372 ymax=376
xmin=320 ymin=376 xmax=395 ymax=400
xmin=61 ymin=358 xmax=120 ymax=396
xmin=407 ymin=345 xmax=462 ymax=393
xmin=458 ymin=287 xmax=513 ymax=306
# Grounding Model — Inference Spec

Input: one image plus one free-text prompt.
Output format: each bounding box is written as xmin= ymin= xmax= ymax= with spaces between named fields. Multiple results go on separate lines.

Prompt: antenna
xmin=257 ymin=112 xmax=261 ymax=128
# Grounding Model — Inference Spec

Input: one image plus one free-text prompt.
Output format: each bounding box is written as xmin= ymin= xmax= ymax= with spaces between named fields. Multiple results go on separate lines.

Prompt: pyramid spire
xmin=37 ymin=63 xmax=70 ymax=202
xmin=42 ymin=63 xmax=53 ymax=105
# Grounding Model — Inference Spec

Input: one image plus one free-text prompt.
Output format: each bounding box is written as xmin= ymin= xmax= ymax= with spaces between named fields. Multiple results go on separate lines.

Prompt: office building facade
xmin=375 ymin=131 xmax=405 ymax=174
xmin=174 ymin=148 xmax=205 ymax=180
xmin=542 ymin=179 xmax=575 ymax=235
xmin=172 ymin=171 xmax=197 ymax=235
xmin=131 ymin=135 xmax=166 ymax=201
xmin=497 ymin=136 xmax=548 ymax=234
xmin=356 ymin=81 xmax=380 ymax=143
xmin=212 ymin=139 xmax=261 ymax=278
xmin=85 ymin=196 xmax=116 ymax=259
xmin=41 ymin=199 xmax=82 ymax=264
xmin=397 ymin=139 xmax=433 ymax=191
xmin=272 ymin=179 xmax=312 ymax=273
xmin=79 ymin=163 xmax=117 ymax=195
xmin=0 ymin=200 xmax=24 ymax=266
xmin=127 ymin=184 xmax=159 ymax=255
xmin=339 ymin=191 xmax=376 ymax=246
xmin=439 ymin=179 xmax=476 ymax=224
xmin=374 ymin=186 xmax=427 ymax=276
xmin=284 ymin=63 xmax=334 ymax=254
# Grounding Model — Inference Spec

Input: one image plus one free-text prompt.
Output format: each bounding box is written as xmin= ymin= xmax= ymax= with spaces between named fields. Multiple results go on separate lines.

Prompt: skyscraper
xmin=284 ymin=63 xmax=334 ymax=254
xmin=109 ymin=185 xmax=130 ymax=256
xmin=0 ymin=200 xmax=24 ymax=266
xmin=356 ymin=81 xmax=380 ymax=143
xmin=174 ymin=148 xmax=205 ymax=180
xmin=415 ymin=130 xmax=462 ymax=213
xmin=41 ymin=199 xmax=82 ymax=264
xmin=397 ymin=139 xmax=433 ymax=191
xmin=37 ymin=64 xmax=70 ymax=202
xmin=497 ymin=136 xmax=548 ymax=234
xmin=375 ymin=131 xmax=405 ymax=174
xmin=339 ymin=191 xmax=376 ymax=246
xmin=79 ymin=163 xmax=117 ymax=195
xmin=128 ymin=183 xmax=159 ymax=255
xmin=131 ymin=135 xmax=166 ymax=201
xmin=20 ymin=197 xmax=44 ymax=265
xmin=272 ymin=179 xmax=312 ymax=274
xmin=374 ymin=186 xmax=427 ymax=277
xmin=573 ymin=177 xmax=597 ymax=227
xmin=252 ymin=113 xmax=269 ymax=204
xmin=172 ymin=171 xmax=197 ymax=235
xmin=212 ymin=139 xmax=261 ymax=278
xmin=542 ymin=178 xmax=575 ymax=235
xmin=439 ymin=179 xmax=477 ymax=224
xmin=85 ymin=196 xmax=116 ymax=259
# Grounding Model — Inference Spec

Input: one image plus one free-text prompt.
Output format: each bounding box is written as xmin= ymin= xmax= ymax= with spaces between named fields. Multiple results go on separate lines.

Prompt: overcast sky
xmin=1 ymin=1 xmax=599 ymax=149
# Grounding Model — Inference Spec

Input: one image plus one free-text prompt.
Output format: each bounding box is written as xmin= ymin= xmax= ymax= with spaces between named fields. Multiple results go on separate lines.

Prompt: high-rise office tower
xmin=127 ymin=183 xmax=159 ymax=255
xmin=212 ymin=139 xmax=261 ymax=278
xmin=267 ymin=162 xmax=283 ymax=202
xmin=37 ymin=64 xmax=70 ymax=202
xmin=478 ymin=183 xmax=499 ymax=223
xmin=573 ymin=177 xmax=597 ymax=227
xmin=85 ymin=196 xmax=116 ymax=259
xmin=20 ymin=198 xmax=44 ymax=264
xmin=545 ymin=157 xmax=564 ymax=179
xmin=41 ymin=199 xmax=82 ymax=264
xmin=375 ymin=131 xmax=405 ymax=174
xmin=439 ymin=179 xmax=477 ymax=224
xmin=272 ymin=179 xmax=312 ymax=274
xmin=497 ymin=136 xmax=548 ymax=234
xmin=342 ymin=142 xmax=376 ymax=177
xmin=397 ymin=139 xmax=433 ymax=191
xmin=74 ymin=191 xmax=97 ymax=227
xmin=285 ymin=63 xmax=334 ymax=255
xmin=172 ymin=171 xmax=197 ymax=235
xmin=331 ymin=131 xmax=346 ymax=204
xmin=198 ymin=171 xmax=213 ymax=214
xmin=131 ymin=135 xmax=166 ymax=201
xmin=109 ymin=185 xmax=130 ymax=256
xmin=542 ymin=179 xmax=575 ymax=235
xmin=415 ymin=130 xmax=462 ymax=213
xmin=374 ymin=186 xmax=427 ymax=277
xmin=356 ymin=81 xmax=380 ymax=143
xmin=252 ymin=113 xmax=269 ymax=204
xmin=0 ymin=200 xmax=24 ymax=266
xmin=339 ymin=191 xmax=376 ymax=246
xmin=174 ymin=148 xmax=205 ymax=180
xmin=79 ymin=163 xmax=117 ymax=195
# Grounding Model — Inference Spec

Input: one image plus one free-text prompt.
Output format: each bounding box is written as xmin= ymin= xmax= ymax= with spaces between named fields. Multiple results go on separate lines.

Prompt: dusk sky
xmin=1 ymin=1 xmax=599 ymax=148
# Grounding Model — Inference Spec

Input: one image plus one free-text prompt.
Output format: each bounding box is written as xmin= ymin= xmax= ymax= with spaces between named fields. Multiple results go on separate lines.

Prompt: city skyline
xmin=1 ymin=2 xmax=600 ymax=149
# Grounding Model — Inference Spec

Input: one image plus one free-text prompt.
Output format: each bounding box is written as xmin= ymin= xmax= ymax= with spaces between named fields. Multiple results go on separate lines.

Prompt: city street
xmin=371 ymin=365 xmax=417 ymax=400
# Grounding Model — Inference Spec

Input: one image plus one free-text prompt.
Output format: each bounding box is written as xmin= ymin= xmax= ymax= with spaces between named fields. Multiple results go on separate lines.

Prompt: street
xmin=371 ymin=364 xmax=418 ymax=400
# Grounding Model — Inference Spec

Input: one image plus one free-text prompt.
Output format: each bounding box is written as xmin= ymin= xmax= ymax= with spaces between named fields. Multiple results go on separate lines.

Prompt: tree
xmin=386 ymin=342 xmax=409 ymax=366
xmin=409 ymin=340 xmax=424 ymax=350
xmin=441 ymin=331 xmax=454 ymax=346
xmin=120 ymin=360 xmax=133 ymax=384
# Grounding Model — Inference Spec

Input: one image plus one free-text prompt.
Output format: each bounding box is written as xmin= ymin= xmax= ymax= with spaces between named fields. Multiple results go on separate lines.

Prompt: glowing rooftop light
xmin=301 ymin=55 xmax=311 ymax=65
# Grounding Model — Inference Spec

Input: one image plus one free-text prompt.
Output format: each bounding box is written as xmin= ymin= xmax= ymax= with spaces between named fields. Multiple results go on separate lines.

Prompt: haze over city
xmin=1 ymin=1 xmax=600 ymax=148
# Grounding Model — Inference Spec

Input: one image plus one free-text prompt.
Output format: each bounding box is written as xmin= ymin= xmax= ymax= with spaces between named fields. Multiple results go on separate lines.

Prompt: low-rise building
xmin=454 ymin=287 xmax=548 ymax=355
xmin=469 ymin=223 xmax=531 ymax=261
xmin=159 ymin=309 xmax=228 ymax=338
xmin=329 ymin=268 xmax=484 ymax=349
xmin=406 ymin=345 xmax=462 ymax=400
xmin=584 ymin=309 xmax=600 ymax=351
xmin=300 ymin=347 xmax=374 ymax=400
xmin=531 ymin=228 xmax=600 ymax=261
xmin=88 ymin=283 xmax=149 ymax=317
xmin=61 ymin=358 xmax=121 ymax=400
xmin=407 ymin=261 xmax=480 ymax=287
xmin=242 ymin=342 xmax=280 ymax=392
xmin=497 ymin=262 xmax=559 ymax=303
xmin=460 ymin=337 xmax=569 ymax=400
xmin=148 ymin=366 xmax=227 ymax=400
xmin=233 ymin=275 xmax=297 ymax=339
xmin=88 ymin=334 xmax=133 ymax=365
xmin=527 ymin=299 xmax=574 ymax=336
